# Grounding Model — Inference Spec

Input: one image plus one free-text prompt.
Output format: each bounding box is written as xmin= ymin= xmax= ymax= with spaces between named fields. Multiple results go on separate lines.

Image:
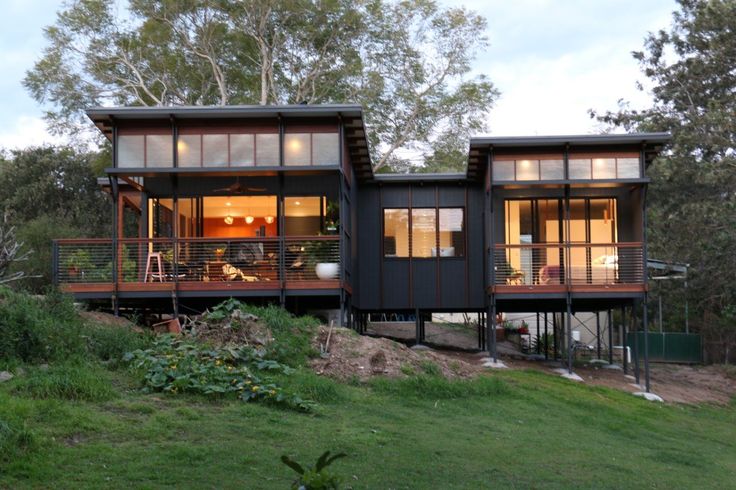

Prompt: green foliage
xmin=26 ymin=0 xmax=497 ymax=172
xmin=280 ymin=370 xmax=349 ymax=404
xmin=281 ymin=450 xmax=347 ymax=490
xmin=0 ymin=287 xmax=146 ymax=366
xmin=593 ymin=0 xmax=736 ymax=360
xmin=370 ymin=374 xmax=508 ymax=400
xmin=13 ymin=216 xmax=82 ymax=291
xmin=124 ymin=336 xmax=313 ymax=411
xmin=0 ymin=147 xmax=109 ymax=292
xmin=0 ymin=418 xmax=36 ymax=465
xmin=11 ymin=364 xmax=116 ymax=402
xmin=531 ymin=332 xmax=555 ymax=358
xmin=419 ymin=360 xmax=441 ymax=376
xmin=205 ymin=300 xmax=320 ymax=367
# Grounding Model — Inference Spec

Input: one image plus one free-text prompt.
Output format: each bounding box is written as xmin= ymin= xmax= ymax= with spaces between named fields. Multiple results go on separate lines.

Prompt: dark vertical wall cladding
xmin=356 ymin=186 xmax=381 ymax=309
xmin=283 ymin=174 xmax=339 ymax=198
xmin=466 ymin=186 xmax=486 ymax=306
xmin=354 ymin=180 xmax=485 ymax=311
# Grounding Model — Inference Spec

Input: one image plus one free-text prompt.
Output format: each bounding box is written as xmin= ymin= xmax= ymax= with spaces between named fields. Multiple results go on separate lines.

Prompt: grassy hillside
xmin=0 ymin=292 xmax=734 ymax=488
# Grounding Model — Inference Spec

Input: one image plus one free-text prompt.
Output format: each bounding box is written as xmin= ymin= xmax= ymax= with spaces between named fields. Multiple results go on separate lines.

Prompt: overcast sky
xmin=0 ymin=0 xmax=676 ymax=150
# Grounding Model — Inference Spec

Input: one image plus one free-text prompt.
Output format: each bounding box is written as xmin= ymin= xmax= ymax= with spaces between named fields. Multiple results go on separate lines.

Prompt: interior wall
xmin=203 ymin=218 xmax=277 ymax=238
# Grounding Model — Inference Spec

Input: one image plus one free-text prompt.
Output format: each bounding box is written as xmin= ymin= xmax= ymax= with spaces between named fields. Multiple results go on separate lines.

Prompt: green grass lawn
xmin=1 ymin=367 xmax=735 ymax=489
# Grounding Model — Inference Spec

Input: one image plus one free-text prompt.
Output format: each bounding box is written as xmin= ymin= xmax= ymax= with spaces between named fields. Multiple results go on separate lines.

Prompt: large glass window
xmin=383 ymin=208 xmax=464 ymax=258
xmin=439 ymin=208 xmax=465 ymax=257
xmin=493 ymin=158 xmax=565 ymax=181
xmin=256 ymin=134 xmax=279 ymax=166
xmin=516 ymin=160 xmax=539 ymax=180
xmin=313 ymin=133 xmax=339 ymax=165
xmin=178 ymin=135 xmax=201 ymax=167
xmin=592 ymin=158 xmax=616 ymax=179
xmin=285 ymin=134 xmax=311 ymax=166
xmin=492 ymin=161 xmax=515 ymax=181
xmin=617 ymin=158 xmax=640 ymax=178
xmin=146 ymin=135 xmax=173 ymax=167
xmin=568 ymin=159 xmax=592 ymax=179
xmin=383 ymin=209 xmax=409 ymax=258
xmin=230 ymin=134 xmax=255 ymax=166
xmin=202 ymin=196 xmax=277 ymax=238
xmin=118 ymin=135 xmax=144 ymax=168
xmin=284 ymin=132 xmax=339 ymax=166
xmin=540 ymin=159 xmax=564 ymax=179
xmin=284 ymin=197 xmax=322 ymax=235
xmin=118 ymin=134 xmax=173 ymax=168
xmin=203 ymin=134 xmax=229 ymax=167
xmin=569 ymin=156 xmax=642 ymax=179
xmin=411 ymin=209 xmax=436 ymax=258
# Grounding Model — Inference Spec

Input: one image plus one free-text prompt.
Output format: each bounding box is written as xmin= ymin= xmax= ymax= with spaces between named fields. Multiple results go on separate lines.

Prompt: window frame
xmin=382 ymin=206 xmax=466 ymax=259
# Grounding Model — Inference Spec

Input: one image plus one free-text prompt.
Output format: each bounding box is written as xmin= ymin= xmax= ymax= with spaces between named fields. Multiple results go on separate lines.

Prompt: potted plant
xmin=306 ymin=240 xmax=339 ymax=280
xmin=324 ymin=200 xmax=339 ymax=235
xmin=64 ymin=249 xmax=93 ymax=279
xmin=504 ymin=320 xmax=522 ymax=346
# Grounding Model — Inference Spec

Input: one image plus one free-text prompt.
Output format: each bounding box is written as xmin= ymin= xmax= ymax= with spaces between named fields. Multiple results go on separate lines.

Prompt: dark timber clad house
xmin=53 ymin=104 xmax=669 ymax=386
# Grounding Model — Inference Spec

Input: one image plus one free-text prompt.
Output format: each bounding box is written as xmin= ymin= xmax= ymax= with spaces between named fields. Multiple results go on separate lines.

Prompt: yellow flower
xmin=252 ymin=386 xmax=259 ymax=392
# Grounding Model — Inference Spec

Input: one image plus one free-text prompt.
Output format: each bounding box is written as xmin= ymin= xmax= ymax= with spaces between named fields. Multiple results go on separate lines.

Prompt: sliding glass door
xmin=503 ymin=198 xmax=617 ymax=285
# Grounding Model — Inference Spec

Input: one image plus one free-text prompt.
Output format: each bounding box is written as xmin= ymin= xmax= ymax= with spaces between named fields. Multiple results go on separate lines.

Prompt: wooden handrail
xmin=494 ymin=242 xmax=642 ymax=249
xmin=56 ymin=235 xmax=340 ymax=245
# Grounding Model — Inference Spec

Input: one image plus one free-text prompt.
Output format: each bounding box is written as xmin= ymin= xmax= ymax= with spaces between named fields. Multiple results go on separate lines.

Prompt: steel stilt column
xmin=643 ymin=295 xmax=651 ymax=393
xmin=566 ymin=296 xmax=573 ymax=374
xmin=607 ymin=309 xmax=614 ymax=364
xmin=487 ymin=302 xmax=497 ymax=362
xmin=633 ymin=302 xmax=641 ymax=385
xmin=622 ymin=305 xmax=628 ymax=375
xmin=544 ymin=312 xmax=549 ymax=360
xmin=596 ymin=311 xmax=602 ymax=359
xmin=415 ymin=308 xmax=421 ymax=346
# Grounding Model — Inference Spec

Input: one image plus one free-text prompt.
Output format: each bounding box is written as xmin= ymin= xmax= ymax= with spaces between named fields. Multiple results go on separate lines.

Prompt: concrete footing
xmin=633 ymin=391 xmax=664 ymax=402
xmin=553 ymin=368 xmax=584 ymax=382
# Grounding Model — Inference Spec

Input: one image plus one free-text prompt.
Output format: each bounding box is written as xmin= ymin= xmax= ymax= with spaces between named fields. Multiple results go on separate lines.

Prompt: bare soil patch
xmin=365 ymin=321 xmax=479 ymax=350
xmin=183 ymin=310 xmax=273 ymax=347
xmin=504 ymin=357 xmax=736 ymax=405
xmin=310 ymin=326 xmax=483 ymax=380
xmin=79 ymin=311 xmax=143 ymax=332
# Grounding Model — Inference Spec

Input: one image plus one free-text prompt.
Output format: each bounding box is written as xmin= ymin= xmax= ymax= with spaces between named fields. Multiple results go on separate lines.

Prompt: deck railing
xmin=492 ymin=242 xmax=644 ymax=288
xmin=53 ymin=236 xmax=341 ymax=288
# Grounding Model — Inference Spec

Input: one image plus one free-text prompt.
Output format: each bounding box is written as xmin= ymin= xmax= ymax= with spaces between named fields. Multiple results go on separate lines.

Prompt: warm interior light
xmin=177 ymin=139 xmax=188 ymax=153
xmin=226 ymin=202 xmax=232 ymax=207
xmin=224 ymin=215 xmax=234 ymax=225
xmin=245 ymin=216 xmax=255 ymax=224
xmin=294 ymin=201 xmax=301 ymax=206
xmin=288 ymin=139 xmax=302 ymax=152
xmin=264 ymin=216 xmax=275 ymax=224
xmin=519 ymin=160 xmax=531 ymax=167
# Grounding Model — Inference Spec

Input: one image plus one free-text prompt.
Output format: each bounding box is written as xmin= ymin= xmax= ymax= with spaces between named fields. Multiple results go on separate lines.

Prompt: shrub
xmin=281 ymin=451 xmax=347 ymax=490
xmin=11 ymin=363 xmax=117 ymax=402
xmin=84 ymin=323 xmax=151 ymax=368
xmin=0 ymin=287 xmax=85 ymax=363
xmin=203 ymin=300 xmax=320 ymax=367
xmin=0 ymin=287 xmax=148 ymax=366
xmin=124 ymin=336 xmax=313 ymax=411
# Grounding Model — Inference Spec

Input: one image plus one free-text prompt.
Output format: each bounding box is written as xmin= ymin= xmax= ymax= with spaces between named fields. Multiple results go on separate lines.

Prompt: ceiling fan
xmin=213 ymin=176 xmax=266 ymax=194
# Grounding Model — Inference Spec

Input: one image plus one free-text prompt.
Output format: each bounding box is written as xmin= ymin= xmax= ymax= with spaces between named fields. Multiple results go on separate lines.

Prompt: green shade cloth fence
xmin=626 ymin=332 xmax=702 ymax=363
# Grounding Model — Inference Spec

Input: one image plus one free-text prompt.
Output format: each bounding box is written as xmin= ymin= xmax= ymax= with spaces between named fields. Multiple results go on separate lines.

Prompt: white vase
xmin=315 ymin=263 xmax=339 ymax=280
